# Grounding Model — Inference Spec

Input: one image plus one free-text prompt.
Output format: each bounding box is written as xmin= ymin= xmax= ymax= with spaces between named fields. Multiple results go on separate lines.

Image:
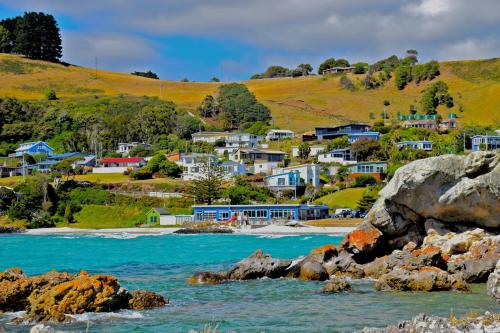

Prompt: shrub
xmin=353 ymin=175 xmax=377 ymax=187
xmin=45 ymin=89 xmax=57 ymax=100
xmin=129 ymin=169 xmax=153 ymax=180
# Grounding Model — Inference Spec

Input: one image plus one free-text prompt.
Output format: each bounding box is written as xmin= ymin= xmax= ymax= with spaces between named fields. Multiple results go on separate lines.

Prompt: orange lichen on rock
xmin=310 ymin=244 xmax=337 ymax=255
xmin=415 ymin=266 xmax=442 ymax=273
xmin=344 ymin=225 xmax=382 ymax=251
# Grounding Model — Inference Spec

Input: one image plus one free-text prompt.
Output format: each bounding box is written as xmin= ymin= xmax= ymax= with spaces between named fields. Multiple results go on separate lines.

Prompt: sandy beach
xmin=23 ymin=225 xmax=354 ymax=236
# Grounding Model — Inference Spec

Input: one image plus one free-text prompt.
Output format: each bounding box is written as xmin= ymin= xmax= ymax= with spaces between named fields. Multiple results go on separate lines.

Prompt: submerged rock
xmin=187 ymin=272 xmax=228 ymax=285
xmin=487 ymin=260 xmax=500 ymax=302
xmin=375 ymin=267 xmax=470 ymax=292
xmin=322 ymin=277 xmax=352 ymax=293
xmin=128 ymin=290 xmax=168 ymax=310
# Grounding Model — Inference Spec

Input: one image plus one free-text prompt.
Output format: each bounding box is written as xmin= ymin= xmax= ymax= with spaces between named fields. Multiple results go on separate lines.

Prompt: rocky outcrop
xmin=341 ymin=152 xmax=500 ymax=261
xmin=0 ymin=268 xmax=166 ymax=322
xmin=322 ymin=277 xmax=352 ymax=293
xmin=228 ymin=249 xmax=292 ymax=280
xmin=357 ymin=312 xmax=500 ymax=333
xmin=423 ymin=228 xmax=486 ymax=255
xmin=487 ymin=260 xmax=500 ymax=302
xmin=187 ymin=271 xmax=228 ymax=285
xmin=375 ymin=266 xmax=470 ymax=292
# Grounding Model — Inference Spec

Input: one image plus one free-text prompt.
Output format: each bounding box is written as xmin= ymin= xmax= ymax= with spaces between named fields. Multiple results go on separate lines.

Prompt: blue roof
xmin=471 ymin=135 xmax=500 ymax=139
xmin=15 ymin=141 xmax=54 ymax=152
xmin=266 ymin=171 xmax=299 ymax=179
xmin=51 ymin=152 xmax=83 ymax=159
xmin=348 ymin=131 xmax=379 ymax=136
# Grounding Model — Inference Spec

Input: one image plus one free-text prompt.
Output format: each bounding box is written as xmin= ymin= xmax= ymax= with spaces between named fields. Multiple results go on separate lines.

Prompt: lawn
xmin=59 ymin=205 xmax=149 ymax=229
xmin=314 ymin=187 xmax=379 ymax=210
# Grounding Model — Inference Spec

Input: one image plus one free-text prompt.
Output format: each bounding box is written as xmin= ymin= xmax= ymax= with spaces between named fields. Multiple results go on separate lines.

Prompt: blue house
xmin=193 ymin=204 xmax=329 ymax=224
xmin=396 ymin=140 xmax=433 ymax=151
xmin=265 ymin=171 xmax=301 ymax=193
xmin=347 ymin=131 xmax=380 ymax=144
xmin=471 ymin=135 xmax=500 ymax=152
xmin=306 ymin=124 xmax=371 ymax=141
xmin=9 ymin=141 xmax=54 ymax=158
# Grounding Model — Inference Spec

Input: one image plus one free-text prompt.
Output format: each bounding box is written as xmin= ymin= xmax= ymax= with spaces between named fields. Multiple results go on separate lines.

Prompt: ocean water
xmin=0 ymin=233 xmax=497 ymax=333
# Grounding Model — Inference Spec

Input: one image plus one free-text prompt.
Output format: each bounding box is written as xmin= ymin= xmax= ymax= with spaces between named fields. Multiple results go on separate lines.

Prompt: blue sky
xmin=1 ymin=0 xmax=499 ymax=81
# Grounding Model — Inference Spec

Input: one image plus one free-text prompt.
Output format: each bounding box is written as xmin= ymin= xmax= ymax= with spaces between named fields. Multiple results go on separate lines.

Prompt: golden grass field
xmin=0 ymin=54 xmax=498 ymax=132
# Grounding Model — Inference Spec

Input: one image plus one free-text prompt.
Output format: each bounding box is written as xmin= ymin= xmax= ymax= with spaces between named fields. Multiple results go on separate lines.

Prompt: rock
xmin=227 ymin=250 xmax=292 ymax=280
xmin=487 ymin=260 xmax=500 ymax=302
xmin=299 ymin=261 xmax=328 ymax=281
xmin=187 ymin=271 xmax=228 ymax=285
xmin=30 ymin=324 xmax=55 ymax=333
xmin=375 ymin=267 xmax=470 ymax=292
xmin=423 ymin=228 xmax=486 ymax=255
xmin=402 ymin=242 xmax=417 ymax=252
xmin=325 ymin=252 xmax=365 ymax=278
xmin=339 ymin=222 xmax=384 ymax=263
xmin=322 ymin=277 xmax=352 ymax=293
xmin=356 ymin=312 xmax=500 ymax=333
xmin=128 ymin=290 xmax=168 ymax=310
xmin=0 ymin=268 xmax=35 ymax=312
xmin=447 ymin=235 xmax=499 ymax=282
xmin=343 ymin=152 xmax=500 ymax=260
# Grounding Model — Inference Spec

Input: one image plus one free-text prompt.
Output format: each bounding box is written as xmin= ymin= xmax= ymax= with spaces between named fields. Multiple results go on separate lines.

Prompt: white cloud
xmin=436 ymin=38 xmax=500 ymax=61
xmin=407 ymin=0 xmax=451 ymax=17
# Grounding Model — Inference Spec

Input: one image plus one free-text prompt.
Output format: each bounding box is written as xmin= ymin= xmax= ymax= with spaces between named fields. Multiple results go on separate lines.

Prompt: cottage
xmin=93 ymin=157 xmax=145 ymax=173
xmin=322 ymin=67 xmax=355 ymax=75
xmin=172 ymin=153 xmax=218 ymax=180
xmin=192 ymin=204 xmax=329 ymax=224
xmin=318 ymin=148 xmax=356 ymax=164
xmin=346 ymin=161 xmax=387 ymax=182
xmin=292 ymin=145 xmax=326 ymax=158
xmin=471 ymin=135 xmax=500 ymax=152
xmin=272 ymin=164 xmax=320 ymax=187
xmin=347 ymin=131 xmax=380 ymax=144
xmin=232 ymin=148 xmax=287 ymax=175
xmin=117 ymin=142 xmax=151 ymax=156
xmin=396 ymin=141 xmax=433 ymax=151
xmin=402 ymin=119 xmax=435 ymax=130
xmin=309 ymin=124 xmax=371 ymax=141
xmin=265 ymin=129 xmax=295 ymax=141
xmin=439 ymin=117 xmax=458 ymax=131
xmin=146 ymin=208 xmax=177 ymax=226
xmin=8 ymin=141 xmax=54 ymax=158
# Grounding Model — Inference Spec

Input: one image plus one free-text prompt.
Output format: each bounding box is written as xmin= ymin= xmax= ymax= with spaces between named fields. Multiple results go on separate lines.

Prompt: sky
xmin=0 ymin=0 xmax=499 ymax=81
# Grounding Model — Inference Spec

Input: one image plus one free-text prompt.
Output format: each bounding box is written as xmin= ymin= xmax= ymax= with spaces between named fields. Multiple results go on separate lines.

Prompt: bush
xmin=353 ymin=175 xmax=377 ymax=187
xmin=45 ymin=89 xmax=57 ymax=100
xmin=129 ymin=169 xmax=153 ymax=180
xmin=69 ymin=188 xmax=112 ymax=205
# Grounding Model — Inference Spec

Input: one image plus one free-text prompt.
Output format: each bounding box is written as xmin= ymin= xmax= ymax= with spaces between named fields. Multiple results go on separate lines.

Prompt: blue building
xmin=8 ymin=141 xmax=54 ymax=158
xmin=347 ymin=131 xmax=380 ymax=144
xmin=471 ymin=135 xmax=500 ymax=152
xmin=305 ymin=124 xmax=371 ymax=141
xmin=192 ymin=204 xmax=329 ymax=224
xmin=265 ymin=171 xmax=301 ymax=193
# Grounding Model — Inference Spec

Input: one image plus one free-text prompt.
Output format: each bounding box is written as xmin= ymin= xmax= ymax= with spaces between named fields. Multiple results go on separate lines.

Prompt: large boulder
xmin=227 ymin=250 xmax=292 ymax=280
xmin=0 ymin=268 xmax=33 ymax=312
xmin=375 ymin=267 xmax=470 ymax=292
xmin=487 ymin=260 xmax=500 ymax=302
xmin=299 ymin=261 xmax=328 ymax=281
xmin=342 ymin=152 xmax=500 ymax=261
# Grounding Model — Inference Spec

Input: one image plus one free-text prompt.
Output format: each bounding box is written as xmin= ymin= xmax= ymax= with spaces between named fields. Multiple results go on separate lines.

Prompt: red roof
xmin=101 ymin=157 xmax=144 ymax=163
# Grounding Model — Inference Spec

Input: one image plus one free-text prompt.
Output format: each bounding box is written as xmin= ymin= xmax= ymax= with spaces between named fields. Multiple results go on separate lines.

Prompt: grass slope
xmin=60 ymin=205 xmax=148 ymax=228
xmin=314 ymin=187 xmax=379 ymax=210
xmin=0 ymin=54 xmax=498 ymax=132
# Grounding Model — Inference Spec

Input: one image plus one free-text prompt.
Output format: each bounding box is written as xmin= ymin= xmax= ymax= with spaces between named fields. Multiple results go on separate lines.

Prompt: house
xmin=172 ymin=153 xmax=218 ymax=180
xmin=471 ymin=135 xmax=500 ymax=152
xmin=33 ymin=153 xmax=96 ymax=172
xmin=221 ymin=161 xmax=247 ymax=178
xmin=146 ymin=208 xmax=176 ymax=226
xmin=8 ymin=141 xmax=54 ymax=158
xmin=347 ymin=132 xmax=380 ymax=144
xmin=318 ymin=148 xmax=356 ymax=164
xmin=232 ymin=148 xmax=287 ymax=175
xmin=396 ymin=141 xmax=433 ymax=151
xmin=192 ymin=204 xmax=330 ymax=224
xmin=402 ymin=119 xmax=436 ymax=130
xmin=93 ymin=157 xmax=145 ymax=173
xmin=272 ymin=164 xmax=321 ymax=187
xmin=439 ymin=117 xmax=458 ymax=131
xmin=265 ymin=171 xmax=301 ymax=194
xmin=307 ymin=124 xmax=371 ymax=141
xmin=346 ymin=161 xmax=388 ymax=182
xmin=117 ymin=142 xmax=152 ymax=156
xmin=292 ymin=145 xmax=326 ymax=158
xmin=265 ymin=129 xmax=295 ymax=141
xmin=193 ymin=132 xmax=261 ymax=156
xmin=322 ymin=67 xmax=355 ymax=75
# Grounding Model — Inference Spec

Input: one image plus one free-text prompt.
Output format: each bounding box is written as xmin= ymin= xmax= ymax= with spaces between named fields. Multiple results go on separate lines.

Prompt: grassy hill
xmin=0 ymin=53 xmax=498 ymax=132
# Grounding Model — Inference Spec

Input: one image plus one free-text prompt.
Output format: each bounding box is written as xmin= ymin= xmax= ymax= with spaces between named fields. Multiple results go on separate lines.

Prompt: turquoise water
xmin=0 ymin=234 xmax=497 ymax=332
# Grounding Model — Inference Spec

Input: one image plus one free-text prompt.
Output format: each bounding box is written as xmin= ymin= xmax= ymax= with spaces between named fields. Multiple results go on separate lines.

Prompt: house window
xmin=270 ymin=209 xmax=295 ymax=219
xmin=195 ymin=211 xmax=203 ymax=221
xmin=220 ymin=211 xmax=230 ymax=220
xmin=150 ymin=216 xmax=157 ymax=223
xmin=204 ymin=211 xmax=216 ymax=220
xmin=278 ymin=178 xmax=285 ymax=186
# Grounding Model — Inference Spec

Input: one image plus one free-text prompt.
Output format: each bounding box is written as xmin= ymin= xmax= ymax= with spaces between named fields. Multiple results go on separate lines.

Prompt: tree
xmin=395 ymin=65 xmax=412 ymax=90
xmin=45 ymin=89 xmax=57 ymax=100
xmin=325 ymin=136 xmax=349 ymax=151
xmin=318 ymin=57 xmax=336 ymax=74
xmin=226 ymin=178 xmax=269 ymax=204
xmin=51 ymin=156 xmax=83 ymax=180
xmin=353 ymin=175 xmax=377 ymax=187
xmin=0 ymin=26 xmax=8 ymax=52
xmin=210 ymin=77 xmax=220 ymax=82
xmin=351 ymin=138 xmax=382 ymax=161
xmin=198 ymin=95 xmax=217 ymax=118
xmin=356 ymin=191 xmax=377 ymax=211
xmin=134 ymin=103 xmax=177 ymax=143
xmin=353 ymin=62 xmax=368 ymax=74
xmin=131 ymin=70 xmax=159 ymax=79
xmin=181 ymin=78 xmax=189 ymax=82
xmin=420 ymin=81 xmax=454 ymax=115
xmin=250 ymin=74 xmax=261 ymax=80
xmin=13 ymin=12 xmax=62 ymax=61
xmin=405 ymin=49 xmax=418 ymax=66
xmin=297 ymin=64 xmax=313 ymax=76
xmin=297 ymin=143 xmax=311 ymax=160
xmin=335 ymin=59 xmax=350 ymax=67
xmin=190 ymin=157 xmax=225 ymax=205
xmin=261 ymin=65 xmax=289 ymax=78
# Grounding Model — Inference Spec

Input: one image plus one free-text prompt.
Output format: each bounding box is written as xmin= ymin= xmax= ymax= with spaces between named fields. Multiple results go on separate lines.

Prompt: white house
xmin=272 ymin=163 xmax=321 ymax=187
xmin=93 ymin=157 xmax=146 ymax=173
xmin=292 ymin=145 xmax=326 ymax=158
xmin=117 ymin=142 xmax=152 ymax=156
xmin=318 ymin=148 xmax=356 ymax=164
xmin=193 ymin=132 xmax=261 ymax=156
xmin=265 ymin=129 xmax=295 ymax=141
xmin=171 ymin=153 xmax=245 ymax=180
xmin=265 ymin=171 xmax=301 ymax=195
xmin=231 ymin=148 xmax=287 ymax=175
xmin=396 ymin=140 xmax=433 ymax=151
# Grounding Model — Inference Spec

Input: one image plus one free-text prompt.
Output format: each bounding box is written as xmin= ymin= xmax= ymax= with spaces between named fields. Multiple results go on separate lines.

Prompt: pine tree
xmin=356 ymin=192 xmax=377 ymax=212
xmin=190 ymin=157 xmax=225 ymax=205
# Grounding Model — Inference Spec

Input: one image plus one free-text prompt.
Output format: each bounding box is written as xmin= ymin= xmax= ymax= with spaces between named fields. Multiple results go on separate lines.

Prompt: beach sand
xmin=24 ymin=225 xmax=354 ymax=236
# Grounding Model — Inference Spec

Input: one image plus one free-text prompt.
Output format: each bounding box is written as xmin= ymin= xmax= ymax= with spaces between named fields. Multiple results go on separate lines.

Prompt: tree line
xmin=0 ymin=12 xmax=62 ymax=62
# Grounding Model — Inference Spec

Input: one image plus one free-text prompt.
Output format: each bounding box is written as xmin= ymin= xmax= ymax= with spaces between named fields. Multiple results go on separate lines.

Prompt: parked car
xmin=333 ymin=208 xmax=352 ymax=218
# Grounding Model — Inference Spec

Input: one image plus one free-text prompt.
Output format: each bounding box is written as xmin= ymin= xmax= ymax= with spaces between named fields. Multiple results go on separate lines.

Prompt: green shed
xmin=146 ymin=207 xmax=174 ymax=225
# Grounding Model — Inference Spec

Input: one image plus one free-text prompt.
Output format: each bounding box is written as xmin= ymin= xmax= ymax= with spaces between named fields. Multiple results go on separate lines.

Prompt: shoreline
xmin=21 ymin=225 xmax=354 ymax=236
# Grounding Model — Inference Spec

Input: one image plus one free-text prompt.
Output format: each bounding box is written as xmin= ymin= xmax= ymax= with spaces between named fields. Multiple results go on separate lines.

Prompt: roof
xmin=267 ymin=129 xmax=294 ymax=134
xmin=153 ymin=207 xmax=171 ymax=215
xmin=278 ymin=163 xmax=318 ymax=171
xmin=329 ymin=148 xmax=351 ymax=153
xmin=51 ymin=152 xmax=83 ymax=159
xmin=315 ymin=123 xmax=369 ymax=130
xmin=101 ymin=157 xmax=144 ymax=163
xmin=348 ymin=131 xmax=380 ymax=136
xmin=266 ymin=170 xmax=300 ymax=178
xmin=36 ymin=160 xmax=58 ymax=166
xmin=471 ymin=135 xmax=500 ymax=138
xmin=192 ymin=131 xmax=231 ymax=137
xmin=15 ymin=141 xmax=53 ymax=152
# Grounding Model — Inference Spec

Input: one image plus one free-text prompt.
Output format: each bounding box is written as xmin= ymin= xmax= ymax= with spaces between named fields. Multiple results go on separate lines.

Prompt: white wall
xmin=92 ymin=167 xmax=128 ymax=174
xmin=160 ymin=215 xmax=177 ymax=226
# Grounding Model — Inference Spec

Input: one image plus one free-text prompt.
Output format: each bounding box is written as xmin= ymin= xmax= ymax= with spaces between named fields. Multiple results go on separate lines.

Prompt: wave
xmin=67 ymin=310 xmax=144 ymax=322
